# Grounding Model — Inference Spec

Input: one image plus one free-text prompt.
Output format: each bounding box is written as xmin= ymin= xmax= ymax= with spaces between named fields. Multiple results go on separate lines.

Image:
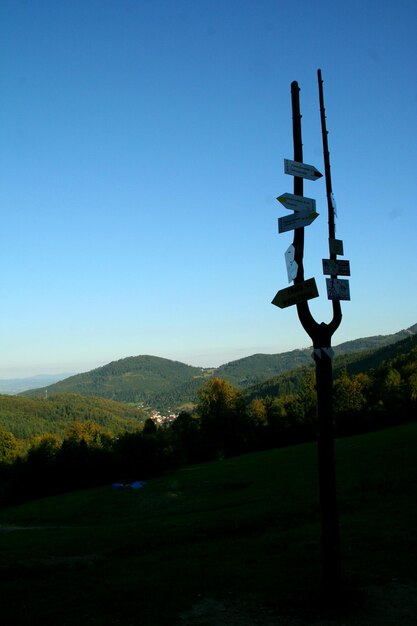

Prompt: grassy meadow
xmin=0 ymin=422 xmax=416 ymax=625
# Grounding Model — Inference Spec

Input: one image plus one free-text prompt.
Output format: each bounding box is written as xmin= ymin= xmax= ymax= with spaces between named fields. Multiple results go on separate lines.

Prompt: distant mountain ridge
xmin=214 ymin=323 xmax=417 ymax=388
xmin=20 ymin=323 xmax=417 ymax=409
xmin=245 ymin=332 xmax=417 ymax=402
xmin=0 ymin=373 xmax=73 ymax=395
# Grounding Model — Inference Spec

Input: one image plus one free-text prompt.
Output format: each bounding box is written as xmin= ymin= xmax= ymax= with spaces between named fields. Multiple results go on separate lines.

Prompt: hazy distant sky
xmin=1 ymin=0 xmax=416 ymax=377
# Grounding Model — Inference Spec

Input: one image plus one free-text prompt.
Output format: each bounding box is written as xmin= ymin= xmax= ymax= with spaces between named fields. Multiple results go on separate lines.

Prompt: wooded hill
xmin=0 ymin=394 xmax=147 ymax=442
xmin=215 ymin=323 xmax=417 ymax=387
xmin=22 ymin=355 xmax=211 ymax=408
xmin=1 ymin=329 xmax=415 ymax=506
xmin=20 ymin=324 xmax=416 ymax=410
xmin=245 ymin=331 xmax=417 ymax=402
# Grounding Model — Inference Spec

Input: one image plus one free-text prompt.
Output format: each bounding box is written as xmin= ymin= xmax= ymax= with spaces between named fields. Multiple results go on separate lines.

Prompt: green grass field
xmin=1 ymin=422 xmax=417 ymax=625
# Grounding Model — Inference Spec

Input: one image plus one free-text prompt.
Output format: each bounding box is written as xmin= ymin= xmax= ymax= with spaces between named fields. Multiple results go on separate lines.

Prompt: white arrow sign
xmin=284 ymin=158 xmax=323 ymax=181
xmin=277 ymin=193 xmax=316 ymax=212
xmin=278 ymin=209 xmax=319 ymax=234
xmin=285 ymin=244 xmax=298 ymax=282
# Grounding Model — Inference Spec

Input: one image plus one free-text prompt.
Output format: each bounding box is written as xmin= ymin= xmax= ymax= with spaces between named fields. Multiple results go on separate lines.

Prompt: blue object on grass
xmin=130 ymin=481 xmax=146 ymax=489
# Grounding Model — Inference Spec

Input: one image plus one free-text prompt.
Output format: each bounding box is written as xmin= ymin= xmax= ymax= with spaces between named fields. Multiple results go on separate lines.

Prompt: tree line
xmin=1 ymin=341 xmax=416 ymax=506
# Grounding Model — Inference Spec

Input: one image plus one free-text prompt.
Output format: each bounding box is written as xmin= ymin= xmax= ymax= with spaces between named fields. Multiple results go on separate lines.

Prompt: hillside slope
xmin=216 ymin=323 xmax=417 ymax=388
xmin=0 ymin=393 xmax=147 ymax=440
xmin=20 ymin=324 xmax=416 ymax=409
xmin=1 ymin=422 xmax=416 ymax=625
xmin=21 ymin=355 xmax=209 ymax=406
xmin=244 ymin=332 xmax=417 ymax=401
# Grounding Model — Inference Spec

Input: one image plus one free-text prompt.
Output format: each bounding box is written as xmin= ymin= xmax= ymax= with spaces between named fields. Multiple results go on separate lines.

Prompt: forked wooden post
xmin=273 ymin=70 xmax=350 ymax=598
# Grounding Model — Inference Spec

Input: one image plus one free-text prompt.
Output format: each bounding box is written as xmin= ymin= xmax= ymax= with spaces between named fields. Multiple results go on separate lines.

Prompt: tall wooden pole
xmin=290 ymin=75 xmax=341 ymax=598
xmin=316 ymin=69 xmax=341 ymax=597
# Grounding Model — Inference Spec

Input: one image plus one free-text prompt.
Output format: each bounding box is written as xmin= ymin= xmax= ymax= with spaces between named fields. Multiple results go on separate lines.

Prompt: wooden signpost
xmin=272 ymin=70 xmax=351 ymax=599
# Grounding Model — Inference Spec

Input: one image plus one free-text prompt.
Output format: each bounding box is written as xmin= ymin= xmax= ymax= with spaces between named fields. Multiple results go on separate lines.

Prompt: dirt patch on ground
xmin=178 ymin=580 xmax=417 ymax=626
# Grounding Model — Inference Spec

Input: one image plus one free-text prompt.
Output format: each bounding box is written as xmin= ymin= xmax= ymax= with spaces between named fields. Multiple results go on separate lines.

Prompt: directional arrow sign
xmin=272 ymin=278 xmax=319 ymax=309
xmin=278 ymin=209 xmax=319 ymax=233
xmin=285 ymin=244 xmax=298 ymax=282
xmin=277 ymin=193 xmax=316 ymax=212
xmin=322 ymin=259 xmax=351 ymax=276
xmin=284 ymin=158 xmax=323 ymax=180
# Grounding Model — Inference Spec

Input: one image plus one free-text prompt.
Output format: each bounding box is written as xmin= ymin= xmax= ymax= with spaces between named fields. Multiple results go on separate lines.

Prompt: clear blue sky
xmin=1 ymin=0 xmax=416 ymax=377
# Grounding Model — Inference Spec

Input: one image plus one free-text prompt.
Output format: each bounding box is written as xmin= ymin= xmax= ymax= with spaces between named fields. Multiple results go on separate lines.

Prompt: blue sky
xmin=0 ymin=0 xmax=416 ymax=377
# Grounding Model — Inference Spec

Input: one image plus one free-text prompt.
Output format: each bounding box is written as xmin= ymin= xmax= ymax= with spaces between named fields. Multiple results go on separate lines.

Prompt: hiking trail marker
xmin=322 ymin=259 xmax=351 ymax=276
xmin=278 ymin=209 xmax=319 ymax=233
xmin=326 ymin=278 xmax=351 ymax=300
xmin=284 ymin=158 xmax=323 ymax=180
xmin=272 ymin=277 xmax=319 ymax=309
xmin=277 ymin=192 xmax=316 ymax=212
xmin=284 ymin=244 xmax=298 ymax=282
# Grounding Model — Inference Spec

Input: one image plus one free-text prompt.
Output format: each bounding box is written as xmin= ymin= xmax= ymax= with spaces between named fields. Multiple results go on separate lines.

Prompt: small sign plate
xmin=285 ymin=244 xmax=298 ymax=282
xmin=322 ymin=259 xmax=351 ymax=276
xmin=329 ymin=238 xmax=344 ymax=256
xmin=313 ymin=347 xmax=335 ymax=360
xmin=326 ymin=278 xmax=351 ymax=301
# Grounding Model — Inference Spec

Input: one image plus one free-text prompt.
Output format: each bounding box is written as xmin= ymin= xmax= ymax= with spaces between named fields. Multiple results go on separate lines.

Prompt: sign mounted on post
xmin=326 ymin=278 xmax=350 ymax=301
xmin=272 ymin=73 xmax=348 ymax=595
xmin=272 ymin=277 xmax=319 ymax=309
xmin=285 ymin=244 xmax=298 ymax=282
xmin=329 ymin=238 xmax=344 ymax=256
xmin=313 ymin=347 xmax=335 ymax=360
xmin=277 ymin=193 xmax=316 ymax=212
xmin=284 ymin=158 xmax=323 ymax=180
xmin=278 ymin=209 xmax=319 ymax=233
xmin=322 ymin=259 xmax=351 ymax=276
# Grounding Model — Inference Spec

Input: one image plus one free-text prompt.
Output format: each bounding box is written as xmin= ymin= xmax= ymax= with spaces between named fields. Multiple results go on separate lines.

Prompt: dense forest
xmin=0 ymin=394 xmax=147 ymax=442
xmin=1 ymin=333 xmax=416 ymax=506
xmin=245 ymin=333 xmax=417 ymax=402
